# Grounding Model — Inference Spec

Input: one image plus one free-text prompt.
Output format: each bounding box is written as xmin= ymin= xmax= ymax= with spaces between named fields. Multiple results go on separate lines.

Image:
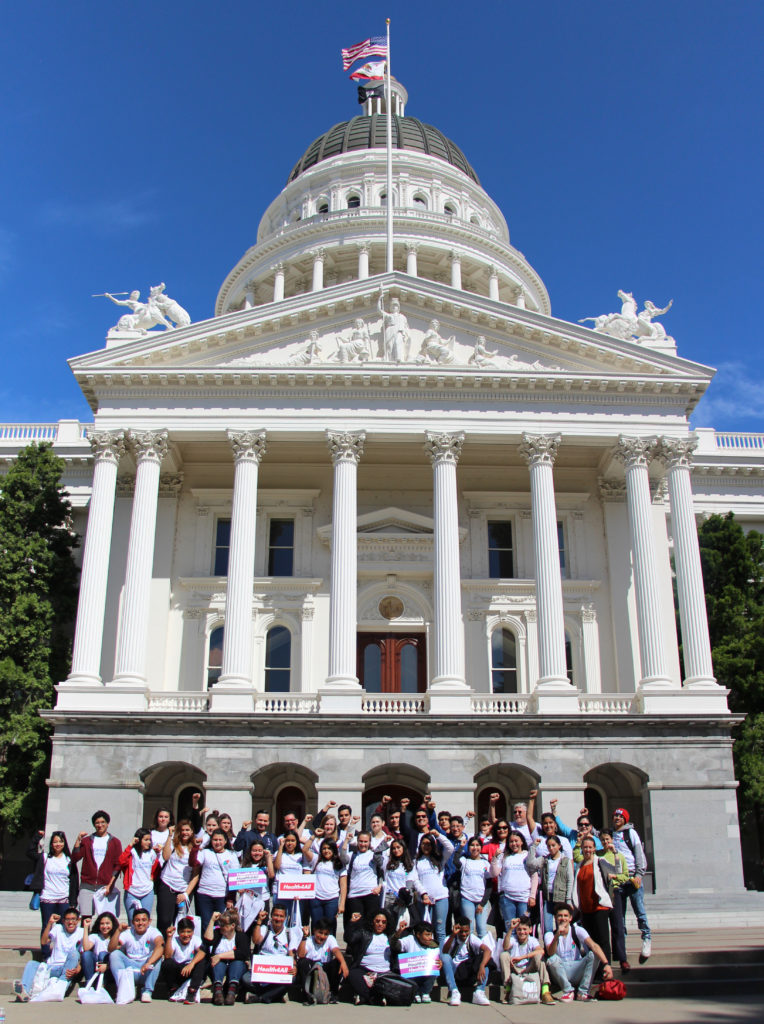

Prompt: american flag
xmin=341 ymin=35 xmax=388 ymax=71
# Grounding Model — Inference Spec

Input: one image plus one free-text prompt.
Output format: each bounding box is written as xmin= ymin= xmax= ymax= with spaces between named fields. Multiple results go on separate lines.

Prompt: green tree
xmin=697 ymin=513 xmax=764 ymax=866
xmin=0 ymin=443 xmax=78 ymax=843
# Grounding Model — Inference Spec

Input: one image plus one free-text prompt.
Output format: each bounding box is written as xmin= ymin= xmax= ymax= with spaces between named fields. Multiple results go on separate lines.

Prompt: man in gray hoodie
xmin=611 ymin=808 xmax=651 ymax=962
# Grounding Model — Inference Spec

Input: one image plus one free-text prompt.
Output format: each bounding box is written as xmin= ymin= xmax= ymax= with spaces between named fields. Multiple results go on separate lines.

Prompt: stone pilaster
xmin=112 ymin=429 xmax=169 ymax=698
xmin=424 ymin=432 xmax=469 ymax=707
xmin=614 ymin=436 xmax=672 ymax=689
xmin=62 ymin=431 xmax=126 ymax=693
xmin=322 ymin=431 xmax=365 ymax=709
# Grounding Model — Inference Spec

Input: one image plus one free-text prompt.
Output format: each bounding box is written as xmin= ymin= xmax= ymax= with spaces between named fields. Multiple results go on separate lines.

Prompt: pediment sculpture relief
xmin=580 ymin=289 xmax=674 ymax=345
xmin=97 ymin=282 xmax=190 ymax=338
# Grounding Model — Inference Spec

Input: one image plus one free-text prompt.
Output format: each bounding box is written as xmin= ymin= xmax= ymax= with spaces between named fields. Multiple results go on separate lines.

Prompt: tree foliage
xmin=0 ymin=443 xmax=78 ymax=836
xmin=698 ymin=513 xmax=764 ymax=847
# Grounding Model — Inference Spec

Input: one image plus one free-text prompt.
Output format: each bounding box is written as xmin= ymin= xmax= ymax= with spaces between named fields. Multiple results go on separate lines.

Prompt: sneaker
xmin=421 ymin=994 xmax=432 ymax=1004
xmin=558 ymin=991 xmax=575 ymax=1001
xmin=13 ymin=980 xmax=29 ymax=1003
xmin=575 ymin=992 xmax=591 ymax=1001
xmin=473 ymin=990 xmax=490 ymax=1005
xmin=141 ymin=991 xmax=153 ymax=1002
xmin=448 ymin=989 xmax=462 ymax=1006
xmin=541 ymin=991 xmax=556 ymax=1005
xmin=620 ymin=960 xmax=631 ymax=972
xmin=413 ymin=995 xmax=422 ymax=1003
xmin=224 ymin=987 xmax=237 ymax=1005
xmin=184 ymin=989 xmax=198 ymax=1004
xmin=639 ymin=938 xmax=652 ymax=963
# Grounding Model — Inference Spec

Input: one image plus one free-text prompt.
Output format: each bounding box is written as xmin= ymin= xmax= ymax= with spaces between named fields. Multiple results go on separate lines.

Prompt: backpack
xmin=304 ymin=963 xmax=332 ymax=1005
xmin=597 ymin=979 xmax=627 ymax=1000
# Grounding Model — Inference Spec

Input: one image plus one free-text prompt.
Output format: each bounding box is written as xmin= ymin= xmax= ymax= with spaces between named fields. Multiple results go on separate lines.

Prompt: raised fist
xmin=489 ymin=792 xmax=500 ymax=805
xmin=528 ymin=789 xmax=538 ymax=800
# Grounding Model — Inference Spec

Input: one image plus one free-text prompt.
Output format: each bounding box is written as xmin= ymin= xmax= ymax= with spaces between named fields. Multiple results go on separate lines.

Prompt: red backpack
xmin=597 ymin=979 xmax=627 ymax=1000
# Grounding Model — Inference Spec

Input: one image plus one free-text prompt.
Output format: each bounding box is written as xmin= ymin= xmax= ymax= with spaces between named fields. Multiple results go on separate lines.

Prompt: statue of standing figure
xmin=101 ymin=282 xmax=190 ymax=335
xmin=377 ymin=288 xmax=410 ymax=362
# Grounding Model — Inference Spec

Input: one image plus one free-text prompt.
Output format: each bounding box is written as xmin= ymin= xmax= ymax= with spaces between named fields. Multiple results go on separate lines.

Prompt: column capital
xmin=327 ymin=430 xmax=366 ymax=464
xmin=450 ymin=250 xmax=462 ymax=264
xmin=424 ymin=431 xmax=465 ymax=466
xmin=519 ymin=432 xmax=561 ymax=467
xmin=613 ymin=434 xmax=658 ymax=469
xmin=89 ymin=430 xmax=126 ymax=464
xmin=598 ymin=477 xmax=627 ymax=502
xmin=310 ymin=247 xmax=326 ymax=263
xmin=159 ymin=473 xmax=184 ymax=496
xmin=657 ymin=435 xmax=698 ymax=469
xmin=128 ymin=429 xmax=169 ymax=464
xmin=356 ymin=241 xmax=371 ymax=254
xmin=271 ymin=261 xmax=285 ymax=274
xmin=404 ymin=241 xmax=419 ymax=253
xmin=488 ymin=264 xmax=499 ymax=280
xmin=227 ymin=430 xmax=267 ymax=464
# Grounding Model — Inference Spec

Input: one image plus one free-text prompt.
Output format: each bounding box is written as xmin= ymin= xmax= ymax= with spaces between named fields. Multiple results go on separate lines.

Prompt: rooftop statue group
xmin=580 ymin=290 xmax=674 ymax=345
xmin=98 ymin=283 xmax=191 ymax=336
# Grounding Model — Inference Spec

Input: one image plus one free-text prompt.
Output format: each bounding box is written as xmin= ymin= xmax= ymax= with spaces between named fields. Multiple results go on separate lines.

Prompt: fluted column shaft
xmin=113 ymin=430 xmax=168 ymax=685
xmin=272 ymin=264 xmax=285 ymax=302
xmin=406 ymin=243 xmax=418 ymax=277
xmin=312 ymin=250 xmax=325 ymax=292
xmin=489 ymin=267 xmax=500 ymax=301
xmin=357 ymin=244 xmax=370 ymax=280
xmin=425 ymin=432 xmax=467 ymax=690
xmin=68 ymin=432 xmax=125 ymax=684
xmin=660 ymin=438 xmax=717 ymax=687
xmin=219 ymin=431 xmax=267 ymax=687
xmin=326 ymin=432 xmax=365 ymax=688
xmin=615 ymin=436 xmax=671 ymax=687
xmin=520 ymin=433 xmax=570 ymax=687
xmin=450 ymin=252 xmax=462 ymax=290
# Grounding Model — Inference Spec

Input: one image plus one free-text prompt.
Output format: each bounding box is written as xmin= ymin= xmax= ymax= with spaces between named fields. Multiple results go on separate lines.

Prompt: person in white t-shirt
xmin=104 ymin=828 xmax=160 ymax=920
xmin=439 ymin=915 xmax=494 ymax=1006
xmin=398 ymin=921 xmax=441 ymax=1002
xmin=544 ymin=903 xmax=612 ymax=1001
xmin=80 ymin=910 xmax=119 ymax=982
xmin=245 ymin=905 xmax=300 ymax=1004
xmin=498 ymin=915 xmax=554 ymax=1004
xmin=160 ymin=917 xmax=206 ymax=1003
xmin=108 ymin=908 xmax=164 ymax=1002
xmin=459 ymin=837 xmax=492 ymax=938
xmin=295 ymin=917 xmax=349 ymax=1001
xmin=190 ymin=828 xmax=240 ymax=931
xmin=150 ymin=807 xmax=173 ymax=853
xmin=303 ymin=838 xmax=347 ymax=934
xmin=17 ymin=907 xmax=83 ymax=1000
xmin=158 ymin=820 xmax=199 ymax=937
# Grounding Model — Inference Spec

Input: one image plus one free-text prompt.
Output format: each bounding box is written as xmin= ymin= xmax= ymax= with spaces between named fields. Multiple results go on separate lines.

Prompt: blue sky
xmin=2 ymin=0 xmax=762 ymax=430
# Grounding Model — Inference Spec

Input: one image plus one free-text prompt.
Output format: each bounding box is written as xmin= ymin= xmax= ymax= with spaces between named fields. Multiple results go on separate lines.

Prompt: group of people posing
xmin=18 ymin=788 xmax=651 ymax=1005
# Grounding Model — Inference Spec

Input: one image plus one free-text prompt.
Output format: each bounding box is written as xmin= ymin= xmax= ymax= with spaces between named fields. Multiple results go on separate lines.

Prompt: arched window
xmin=265 ymin=626 xmax=291 ymax=692
xmin=491 ymin=628 xmax=517 ymax=693
xmin=207 ymin=626 xmax=224 ymax=688
xmin=413 ymin=194 xmax=427 ymax=209
xmin=347 ymin=194 xmax=361 ymax=209
xmin=317 ymin=201 xmax=329 ymax=214
xmin=444 ymin=203 xmax=456 ymax=217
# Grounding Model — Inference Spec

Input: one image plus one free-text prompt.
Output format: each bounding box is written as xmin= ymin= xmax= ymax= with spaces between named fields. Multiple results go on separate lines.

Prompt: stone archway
xmin=250 ymin=763 xmax=319 ymax=831
xmin=474 ymin=763 xmax=541 ymax=820
xmin=362 ymin=763 xmax=431 ymax=826
xmin=585 ymin=762 xmax=652 ymax=876
xmin=141 ymin=761 xmax=207 ymax=827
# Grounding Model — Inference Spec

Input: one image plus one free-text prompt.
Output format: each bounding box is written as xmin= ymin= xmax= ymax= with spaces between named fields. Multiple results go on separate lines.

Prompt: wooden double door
xmin=357 ymin=633 xmax=427 ymax=693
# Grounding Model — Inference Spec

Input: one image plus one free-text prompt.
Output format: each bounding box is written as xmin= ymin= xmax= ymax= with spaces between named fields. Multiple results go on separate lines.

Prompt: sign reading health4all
xmin=397 ymin=949 xmax=442 ymax=978
xmin=249 ymin=955 xmax=295 ymax=984
xmin=227 ymin=868 xmax=268 ymax=891
xmin=277 ymin=878 xmax=316 ymax=900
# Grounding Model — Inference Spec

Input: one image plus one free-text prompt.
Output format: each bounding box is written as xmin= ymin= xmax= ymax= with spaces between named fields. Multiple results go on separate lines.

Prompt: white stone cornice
xmin=424 ymin=431 xmax=464 ymax=465
xmin=227 ymin=430 xmax=267 ymax=464
xmin=519 ymin=432 xmax=561 ymax=467
xmin=326 ymin=429 xmax=365 ymax=464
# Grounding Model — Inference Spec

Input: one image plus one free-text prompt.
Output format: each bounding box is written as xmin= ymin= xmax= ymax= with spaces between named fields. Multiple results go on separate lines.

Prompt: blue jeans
xmin=125 ymin=890 xmax=154 ymax=920
xmin=546 ymin=950 xmax=595 ymax=996
xmin=440 ymin=951 xmax=488 ymax=994
xmin=618 ymin=881 xmax=651 ymax=940
xmin=542 ymin=899 xmax=556 ymax=937
xmin=424 ymin=897 xmax=449 ymax=947
xmin=109 ymin=950 xmax=162 ymax=995
xmin=212 ymin=959 xmax=246 ymax=985
xmin=195 ymin=892 xmax=227 ymax=933
xmin=460 ymin=897 xmax=489 ymax=938
xmin=81 ymin=949 xmax=109 ymax=982
xmin=309 ymin=897 xmax=339 ymax=932
xmin=499 ymin=894 xmax=528 ymax=927
xmin=22 ymin=950 xmax=80 ymax=994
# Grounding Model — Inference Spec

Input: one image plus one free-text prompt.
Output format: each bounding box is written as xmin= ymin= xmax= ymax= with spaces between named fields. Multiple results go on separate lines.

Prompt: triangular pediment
xmin=70 ymin=273 xmax=714 ymax=384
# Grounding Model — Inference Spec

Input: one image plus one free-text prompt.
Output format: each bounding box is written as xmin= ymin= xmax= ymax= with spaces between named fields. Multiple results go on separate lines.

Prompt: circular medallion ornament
xmin=378 ymin=596 xmax=404 ymax=620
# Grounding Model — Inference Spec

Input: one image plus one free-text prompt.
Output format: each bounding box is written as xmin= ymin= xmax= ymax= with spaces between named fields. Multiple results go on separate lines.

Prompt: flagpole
xmin=385 ymin=17 xmax=393 ymax=274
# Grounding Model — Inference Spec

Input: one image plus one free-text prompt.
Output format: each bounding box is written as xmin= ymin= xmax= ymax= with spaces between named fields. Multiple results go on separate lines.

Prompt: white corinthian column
xmin=325 ymin=431 xmax=365 ymax=691
xmin=659 ymin=437 xmax=718 ymax=688
xmin=614 ymin=436 xmax=671 ymax=689
xmin=218 ymin=431 xmax=267 ymax=689
xmin=113 ymin=430 xmax=168 ymax=690
xmin=425 ymin=432 xmax=468 ymax=693
xmin=65 ymin=431 xmax=126 ymax=688
xmin=519 ymin=433 xmax=572 ymax=690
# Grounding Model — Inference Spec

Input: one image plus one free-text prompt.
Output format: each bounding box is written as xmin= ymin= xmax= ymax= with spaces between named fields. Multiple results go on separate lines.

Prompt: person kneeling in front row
xmin=440 ymin=914 xmax=494 ymax=1006
xmin=544 ymin=903 xmax=612 ymax=1002
xmin=499 ymin=915 xmax=555 ymax=1005
xmin=108 ymin=907 xmax=164 ymax=1003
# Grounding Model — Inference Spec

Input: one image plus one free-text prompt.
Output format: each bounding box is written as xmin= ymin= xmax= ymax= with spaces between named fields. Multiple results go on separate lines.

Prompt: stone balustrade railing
xmin=361 ymin=695 xmax=427 ymax=715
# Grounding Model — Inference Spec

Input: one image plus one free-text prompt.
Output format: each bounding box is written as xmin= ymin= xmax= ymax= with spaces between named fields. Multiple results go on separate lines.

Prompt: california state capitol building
xmin=3 ymin=78 xmax=764 ymax=905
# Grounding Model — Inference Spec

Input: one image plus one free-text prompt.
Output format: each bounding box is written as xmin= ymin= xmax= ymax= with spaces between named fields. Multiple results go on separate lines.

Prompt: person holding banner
xmin=157 ymin=820 xmax=198 ymax=937
xmin=344 ymin=908 xmax=404 ymax=1005
xmin=189 ymin=828 xmax=239 ymax=932
xmin=245 ymin=906 xmax=300 ymax=1003
xmin=204 ymin=909 xmax=251 ymax=1005
xmin=235 ymin=840 xmax=274 ymax=934
xmin=398 ymin=921 xmax=441 ymax=1003
xmin=295 ymin=918 xmax=349 ymax=1003
xmin=303 ymin=837 xmax=347 ymax=934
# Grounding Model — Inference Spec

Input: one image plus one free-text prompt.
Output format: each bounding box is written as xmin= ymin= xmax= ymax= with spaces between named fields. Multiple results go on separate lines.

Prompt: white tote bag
xmin=31 ymin=976 xmax=68 ymax=1002
xmin=93 ymin=886 xmax=121 ymax=918
xmin=116 ymin=967 xmax=137 ymax=1005
xmin=78 ymin=972 xmax=114 ymax=1004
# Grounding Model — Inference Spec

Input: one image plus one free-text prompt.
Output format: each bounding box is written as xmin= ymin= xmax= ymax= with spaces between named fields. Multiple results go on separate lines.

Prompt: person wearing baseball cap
xmin=611 ymin=808 xmax=651 ymax=963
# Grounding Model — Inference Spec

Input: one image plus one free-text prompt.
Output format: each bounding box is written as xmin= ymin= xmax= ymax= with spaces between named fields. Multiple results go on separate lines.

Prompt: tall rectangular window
xmin=213 ymin=518 xmax=231 ymax=576
xmin=487 ymin=520 xmax=514 ymax=578
xmin=268 ymin=519 xmax=294 ymax=576
xmin=557 ymin=521 xmax=567 ymax=577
